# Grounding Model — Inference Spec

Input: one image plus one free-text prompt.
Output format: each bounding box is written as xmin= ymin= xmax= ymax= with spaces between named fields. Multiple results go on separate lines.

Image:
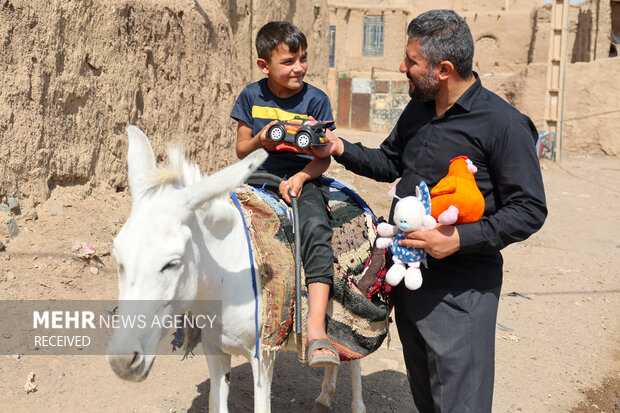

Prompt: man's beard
xmin=407 ymin=67 xmax=440 ymax=101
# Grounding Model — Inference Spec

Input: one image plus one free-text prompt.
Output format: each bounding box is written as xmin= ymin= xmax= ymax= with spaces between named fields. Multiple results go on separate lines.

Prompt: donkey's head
xmin=106 ymin=126 xmax=266 ymax=381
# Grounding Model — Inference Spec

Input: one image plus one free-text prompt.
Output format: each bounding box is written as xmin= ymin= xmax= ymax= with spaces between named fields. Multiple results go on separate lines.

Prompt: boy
xmin=230 ymin=21 xmax=339 ymax=367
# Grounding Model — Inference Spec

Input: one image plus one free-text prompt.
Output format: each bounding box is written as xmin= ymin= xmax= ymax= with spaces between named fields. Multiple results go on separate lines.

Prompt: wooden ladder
xmin=543 ymin=0 xmax=570 ymax=162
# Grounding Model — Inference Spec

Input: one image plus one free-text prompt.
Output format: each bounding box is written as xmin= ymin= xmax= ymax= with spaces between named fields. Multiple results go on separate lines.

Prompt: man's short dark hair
xmin=407 ymin=10 xmax=474 ymax=79
xmin=256 ymin=21 xmax=307 ymax=61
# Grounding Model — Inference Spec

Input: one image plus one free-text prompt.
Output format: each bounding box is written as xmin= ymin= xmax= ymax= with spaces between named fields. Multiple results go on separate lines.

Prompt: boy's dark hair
xmin=256 ymin=21 xmax=307 ymax=61
xmin=407 ymin=10 xmax=474 ymax=79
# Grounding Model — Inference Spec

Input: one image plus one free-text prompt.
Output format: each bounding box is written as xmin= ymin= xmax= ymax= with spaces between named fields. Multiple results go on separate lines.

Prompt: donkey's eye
xmin=161 ymin=259 xmax=182 ymax=272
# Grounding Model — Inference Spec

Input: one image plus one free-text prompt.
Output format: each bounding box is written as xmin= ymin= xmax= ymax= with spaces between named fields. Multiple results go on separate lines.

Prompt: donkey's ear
xmin=126 ymin=125 xmax=157 ymax=198
xmin=183 ymin=149 xmax=267 ymax=210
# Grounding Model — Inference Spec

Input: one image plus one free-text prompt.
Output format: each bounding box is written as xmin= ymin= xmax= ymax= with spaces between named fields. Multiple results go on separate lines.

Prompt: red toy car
xmin=267 ymin=116 xmax=334 ymax=149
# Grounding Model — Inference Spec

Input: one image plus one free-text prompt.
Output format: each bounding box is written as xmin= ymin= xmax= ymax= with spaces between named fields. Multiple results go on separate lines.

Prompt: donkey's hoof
xmin=311 ymin=401 xmax=331 ymax=413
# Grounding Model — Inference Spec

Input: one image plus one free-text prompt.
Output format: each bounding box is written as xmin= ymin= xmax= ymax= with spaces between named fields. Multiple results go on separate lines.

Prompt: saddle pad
xmin=233 ymin=185 xmax=297 ymax=352
xmin=299 ymin=178 xmax=391 ymax=362
xmin=238 ymin=177 xmax=390 ymax=360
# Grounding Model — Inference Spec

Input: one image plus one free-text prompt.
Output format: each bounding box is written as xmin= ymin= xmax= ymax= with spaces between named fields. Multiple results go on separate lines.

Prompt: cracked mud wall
xmin=0 ymin=0 xmax=240 ymax=202
xmin=0 ymin=0 xmax=329 ymax=203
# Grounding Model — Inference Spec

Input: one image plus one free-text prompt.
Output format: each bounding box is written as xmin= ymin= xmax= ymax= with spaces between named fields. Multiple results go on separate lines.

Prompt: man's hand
xmin=307 ymin=129 xmax=344 ymax=158
xmin=279 ymin=173 xmax=306 ymax=204
xmin=398 ymin=224 xmax=461 ymax=259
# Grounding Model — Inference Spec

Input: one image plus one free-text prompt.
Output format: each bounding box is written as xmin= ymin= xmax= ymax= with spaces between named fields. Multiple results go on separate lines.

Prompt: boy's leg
xmin=306 ymin=282 xmax=330 ymax=346
xmin=297 ymin=178 xmax=333 ymax=287
xmin=296 ymin=178 xmax=336 ymax=359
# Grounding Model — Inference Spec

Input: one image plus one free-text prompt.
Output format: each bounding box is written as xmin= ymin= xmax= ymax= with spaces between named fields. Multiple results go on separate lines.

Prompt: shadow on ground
xmin=187 ymin=352 xmax=414 ymax=412
xmin=186 ymin=350 xmax=619 ymax=412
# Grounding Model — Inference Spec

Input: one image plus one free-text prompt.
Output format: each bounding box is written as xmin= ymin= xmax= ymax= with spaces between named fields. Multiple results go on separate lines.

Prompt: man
xmin=312 ymin=9 xmax=547 ymax=412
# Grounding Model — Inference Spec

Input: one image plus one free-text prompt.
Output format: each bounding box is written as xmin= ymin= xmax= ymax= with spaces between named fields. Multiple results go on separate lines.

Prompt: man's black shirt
xmin=335 ymin=74 xmax=547 ymax=290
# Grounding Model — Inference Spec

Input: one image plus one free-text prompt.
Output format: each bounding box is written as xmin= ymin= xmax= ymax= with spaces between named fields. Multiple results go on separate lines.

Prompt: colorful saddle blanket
xmin=234 ymin=176 xmax=391 ymax=361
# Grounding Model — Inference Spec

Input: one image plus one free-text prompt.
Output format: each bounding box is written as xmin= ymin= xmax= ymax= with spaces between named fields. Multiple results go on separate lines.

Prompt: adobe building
xmin=0 ymin=0 xmax=617 ymax=203
xmin=326 ymin=0 xmax=620 ymax=156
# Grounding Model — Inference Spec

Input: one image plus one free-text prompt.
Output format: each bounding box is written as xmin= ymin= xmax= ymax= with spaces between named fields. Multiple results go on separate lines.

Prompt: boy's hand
xmin=258 ymin=120 xmax=281 ymax=150
xmin=279 ymin=173 xmax=306 ymax=204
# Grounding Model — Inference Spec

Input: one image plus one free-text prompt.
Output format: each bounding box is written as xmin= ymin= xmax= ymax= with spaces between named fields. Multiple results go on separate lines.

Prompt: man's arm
xmin=311 ymin=128 xmax=403 ymax=183
xmin=457 ymin=117 xmax=547 ymax=253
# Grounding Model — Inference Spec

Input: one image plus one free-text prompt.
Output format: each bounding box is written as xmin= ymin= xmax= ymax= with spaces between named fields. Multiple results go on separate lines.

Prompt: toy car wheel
xmin=268 ymin=124 xmax=286 ymax=142
xmin=296 ymin=131 xmax=312 ymax=149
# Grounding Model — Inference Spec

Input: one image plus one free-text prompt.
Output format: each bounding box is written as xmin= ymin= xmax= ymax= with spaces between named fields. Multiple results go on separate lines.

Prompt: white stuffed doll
xmin=376 ymin=181 xmax=436 ymax=290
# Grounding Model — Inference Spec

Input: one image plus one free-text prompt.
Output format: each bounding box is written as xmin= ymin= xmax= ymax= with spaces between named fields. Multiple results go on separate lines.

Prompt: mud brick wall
xmin=370 ymin=80 xmax=410 ymax=131
xmin=336 ymin=77 xmax=410 ymax=132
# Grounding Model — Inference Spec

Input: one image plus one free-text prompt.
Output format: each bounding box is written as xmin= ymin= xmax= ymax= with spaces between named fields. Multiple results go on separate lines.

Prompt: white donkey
xmin=106 ymin=126 xmax=366 ymax=413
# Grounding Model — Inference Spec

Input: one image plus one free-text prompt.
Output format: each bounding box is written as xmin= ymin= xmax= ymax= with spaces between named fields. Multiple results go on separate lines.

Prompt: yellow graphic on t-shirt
xmin=251 ymin=106 xmax=308 ymax=121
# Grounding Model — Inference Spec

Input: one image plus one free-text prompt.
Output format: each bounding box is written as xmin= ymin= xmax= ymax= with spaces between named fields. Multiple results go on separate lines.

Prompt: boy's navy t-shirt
xmin=231 ymin=78 xmax=335 ymax=172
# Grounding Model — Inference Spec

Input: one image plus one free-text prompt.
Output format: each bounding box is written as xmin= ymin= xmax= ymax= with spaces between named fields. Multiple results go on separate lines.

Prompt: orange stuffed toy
xmin=430 ymin=156 xmax=485 ymax=225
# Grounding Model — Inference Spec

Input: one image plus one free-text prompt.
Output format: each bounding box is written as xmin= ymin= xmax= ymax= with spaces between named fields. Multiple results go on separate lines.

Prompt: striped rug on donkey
xmin=234 ymin=176 xmax=391 ymax=362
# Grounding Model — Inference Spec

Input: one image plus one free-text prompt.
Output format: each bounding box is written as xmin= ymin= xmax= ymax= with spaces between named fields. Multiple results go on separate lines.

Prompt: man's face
xmin=399 ymin=38 xmax=440 ymax=101
xmin=259 ymin=44 xmax=308 ymax=95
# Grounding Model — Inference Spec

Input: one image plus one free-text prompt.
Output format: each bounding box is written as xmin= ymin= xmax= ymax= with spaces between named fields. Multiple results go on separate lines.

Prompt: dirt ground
xmin=0 ymin=128 xmax=618 ymax=412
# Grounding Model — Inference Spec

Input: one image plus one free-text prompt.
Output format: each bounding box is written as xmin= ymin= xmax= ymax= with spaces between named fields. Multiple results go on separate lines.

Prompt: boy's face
xmin=258 ymin=44 xmax=308 ymax=96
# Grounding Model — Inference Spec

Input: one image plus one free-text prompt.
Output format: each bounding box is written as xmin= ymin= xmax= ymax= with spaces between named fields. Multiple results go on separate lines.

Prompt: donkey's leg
xmin=250 ymin=350 xmax=276 ymax=413
xmin=350 ymin=359 xmax=366 ymax=413
xmin=202 ymin=339 xmax=232 ymax=413
xmin=312 ymin=360 xmax=366 ymax=412
xmin=312 ymin=365 xmax=338 ymax=413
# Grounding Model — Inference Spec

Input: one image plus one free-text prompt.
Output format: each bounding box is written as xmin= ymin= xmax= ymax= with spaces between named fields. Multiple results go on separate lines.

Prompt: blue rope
xmin=230 ymin=191 xmax=260 ymax=360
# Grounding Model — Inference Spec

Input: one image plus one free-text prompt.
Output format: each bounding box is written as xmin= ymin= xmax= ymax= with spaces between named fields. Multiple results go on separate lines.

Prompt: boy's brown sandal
xmin=307 ymin=338 xmax=340 ymax=368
